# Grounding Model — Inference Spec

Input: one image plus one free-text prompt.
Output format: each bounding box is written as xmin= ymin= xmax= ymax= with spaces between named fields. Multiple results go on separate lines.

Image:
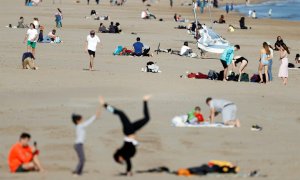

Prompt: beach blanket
xmin=172 ymin=115 xmax=234 ymax=128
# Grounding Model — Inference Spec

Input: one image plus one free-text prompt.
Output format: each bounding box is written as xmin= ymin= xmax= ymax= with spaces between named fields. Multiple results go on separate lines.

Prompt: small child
xmin=295 ymin=54 xmax=300 ymax=64
xmin=72 ymin=97 xmax=102 ymax=176
xmin=187 ymin=106 xmax=204 ymax=124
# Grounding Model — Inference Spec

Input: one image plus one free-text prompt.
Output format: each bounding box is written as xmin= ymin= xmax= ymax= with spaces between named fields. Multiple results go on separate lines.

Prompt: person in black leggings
xmin=100 ymin=95 xmax=151 ymax=176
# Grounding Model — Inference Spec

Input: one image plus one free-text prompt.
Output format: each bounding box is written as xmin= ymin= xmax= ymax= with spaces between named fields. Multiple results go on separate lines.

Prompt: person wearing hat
xmin=85 ymin=30 xmax=101 ymax=71
xmin=266 ymin=42 xmax=274 ymax=81
xmin=71 ymin=97 xmax=102 ymax=176
xmin=180 ymin=41 xmax=193 ymax=56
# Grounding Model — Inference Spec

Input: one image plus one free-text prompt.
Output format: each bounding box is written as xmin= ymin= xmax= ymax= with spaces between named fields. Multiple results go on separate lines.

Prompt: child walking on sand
xmin=72 ymin=97 xmax=102 ymax=176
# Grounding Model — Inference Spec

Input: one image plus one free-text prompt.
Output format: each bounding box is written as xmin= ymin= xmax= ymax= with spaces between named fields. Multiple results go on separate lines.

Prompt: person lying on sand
xmin=206 ymin=97 xmax=241 ymax=127
xmin=22 ymin=52 xmax=38 ymax=70
xmin=186 ymin=106 xmax=204 ymax=124
xmin=8 ymin=132 xmax=44 ymax=173
xmin=100 ymin=95 xmax=151 ymax=176
xmin=71 ymin=97 xmax=102 ymax=176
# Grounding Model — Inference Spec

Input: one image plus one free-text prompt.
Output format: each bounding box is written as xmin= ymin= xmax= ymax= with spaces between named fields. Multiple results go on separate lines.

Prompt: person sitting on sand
xmin=17 ymin=17 xmax=28 ymax=28
xmin=132 ymin=37 xmax=144 ymax=56
xmin=33 ymin=18 xmax=40 ymax=29
xmin=228 ymin=24 xmax=235 ymax=32
xmin=72 ymin=97 xmax=102 ymax=176
xmin=109 ymin=22 xmax=116 ymax=33
xmin=186 ymin=106 xmax=204 ymax=124
xmin=232 ymin=56 xmax=248 ymax=81
xmin=220 ymin=45 xmax=240 ymax=81
xmin=37 ymin=29 xmax=44 ymax=42
xmin=114 ymin=22 xmax=122 ymax=33
xmin=180 ymin=41 xmax=193 ymax=56
xmin=239 ymin=17 xmax=248 ymax=29
xmin=214 ymin=15 xmax=226 ymax=24
xmin=295 ymin=54 xmax=300 ymax=64
xmin=8 ymin=132 xmax=44 ymax=173
xmin=48 ymin=29 xmax=57 ymax=42
xmin=22 ymin=52 xmax=38 ymax=70
xmin=98 ymin=23 xmax=108 ymax=33
xmin=141 ymin=9 xmax=156 ymax=19
xmin=251 ymin=10 xmax=257 ymax=19
xmin=100 ymin=95 xmax=151 ymax=176
xmin=206 ymin=97 xmax=240 ymax=127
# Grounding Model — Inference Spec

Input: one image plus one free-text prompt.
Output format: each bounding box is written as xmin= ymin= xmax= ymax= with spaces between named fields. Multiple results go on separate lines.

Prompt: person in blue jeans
xmin=267 ymin=42 xmax=274 ymax=81
xmin=133 ymin=37 xmax=144 ymax=56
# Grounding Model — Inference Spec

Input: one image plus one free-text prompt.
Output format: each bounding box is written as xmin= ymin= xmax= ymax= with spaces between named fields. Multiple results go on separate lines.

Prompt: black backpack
xmin=208 ymin=70 xmax=219 ymax=80
xmin=240 ymin=73 xmax=249 ymax=82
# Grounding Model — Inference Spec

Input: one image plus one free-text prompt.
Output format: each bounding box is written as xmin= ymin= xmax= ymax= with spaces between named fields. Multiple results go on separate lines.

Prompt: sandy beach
xmin=0 ymin=0 xmax=300 ymax=179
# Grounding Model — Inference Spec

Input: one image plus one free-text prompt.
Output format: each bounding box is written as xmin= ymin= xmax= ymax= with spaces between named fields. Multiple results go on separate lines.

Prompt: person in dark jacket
xmin=100 ymin=95 xmax=151 ymax=176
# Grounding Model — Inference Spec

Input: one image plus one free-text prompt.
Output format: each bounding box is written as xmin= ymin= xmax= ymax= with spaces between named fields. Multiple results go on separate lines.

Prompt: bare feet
xmin=99 ymin=96 xmax=105 ymax=106
xmin=143 ymin=95 xmax=152 ymax=101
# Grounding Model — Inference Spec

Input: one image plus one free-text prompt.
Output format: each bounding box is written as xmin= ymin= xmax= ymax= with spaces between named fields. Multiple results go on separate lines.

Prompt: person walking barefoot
xmin=85 ymin=30 xmax=100 ymax=71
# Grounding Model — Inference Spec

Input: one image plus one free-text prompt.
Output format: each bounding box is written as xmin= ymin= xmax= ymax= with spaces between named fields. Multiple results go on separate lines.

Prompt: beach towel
xmin=171 ymin=115 xmax=234 ymax=128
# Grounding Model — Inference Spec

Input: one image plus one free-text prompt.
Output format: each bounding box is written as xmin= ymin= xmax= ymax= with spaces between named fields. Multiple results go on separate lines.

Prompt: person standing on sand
xmin=23 ymin=23 xmax=38 ymax=57
xmin=72 ymin=97 xmax=102 ymax=176
xmin=258 ymin=42 xmax=271 ymax=83
xmin=277 ymin=43 xmax=290 ymax=85
xmin=225 ymin=3 xmax=229 ymax=14
xmin=8 ymin=133 xmax=44 ymax=173
xmin=206 ymin=97 xmax=240 ymax=127
xmin=55 ymin=8 xmax=63 ymax=28
xmin=170 ymin=0 xmax=173 ymax=8
xmin=267 ymin=42 xmax=274 ymax=81
xmin=100 ymin=95 xmax=151 ymax=176
xmin=220 ymin=45 xmax=240 ymax=81
xmin=87 ymin=0 xmax=90 ymax=5
xmin=85 ymin=30 xmax=100 ymax=71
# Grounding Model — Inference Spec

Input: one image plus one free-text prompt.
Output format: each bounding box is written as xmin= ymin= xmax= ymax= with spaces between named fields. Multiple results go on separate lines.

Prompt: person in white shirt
xmin=180 ymin=42 xmax=193 ymax=56
xmin=72 ymin=97 xmax=102 ymax=176
xmin=33 ymin=18 xmax=39 ymax=29
xmin=23 ymin=23 xmax=38 ymax=56
xmin=206 ymin=97 xmax=241 ymax=127
xmin=85 ymin=30 xmax=101 ymax=71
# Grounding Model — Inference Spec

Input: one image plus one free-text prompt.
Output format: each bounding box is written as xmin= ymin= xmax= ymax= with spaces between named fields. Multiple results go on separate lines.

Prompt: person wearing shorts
xmin=206 ymin=97 xmax=240 ymax=127
xmin=22 ymin=52 xmax=38 ymax=70
xmin=23 ymin=23 xmax=38 ymax=56
xmin=85 ymin=30 xmax=100 ymax=71
xmin=220 ymin=45 xmax=240 ymax=81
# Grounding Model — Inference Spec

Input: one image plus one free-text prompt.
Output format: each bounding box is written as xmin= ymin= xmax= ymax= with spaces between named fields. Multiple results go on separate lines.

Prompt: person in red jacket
xmin=187 ymin=106 xmax=204 ymax=124
xmin=8 ymin=132 xmax=44 ymax=173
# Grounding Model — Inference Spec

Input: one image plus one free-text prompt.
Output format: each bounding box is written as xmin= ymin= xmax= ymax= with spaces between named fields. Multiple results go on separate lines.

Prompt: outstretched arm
xmin=82 ymin=97 xmax=102 ymax=127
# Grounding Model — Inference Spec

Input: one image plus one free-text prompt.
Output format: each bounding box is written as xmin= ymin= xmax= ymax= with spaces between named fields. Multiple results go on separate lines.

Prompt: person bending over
xmin=8 ymin=132 xmax=44 ymax=173
xmin=22 ymin=52 xmax=38 ymax=70
xmin=220 ymin=45 xmax=240 ymax=81
xmin=232 ymin=56 xmax=248 ymax=81
xmin=100 ymin=95 xmax=151 ymax=176
xmin=206 ymin=97 xmax=240 ymax=127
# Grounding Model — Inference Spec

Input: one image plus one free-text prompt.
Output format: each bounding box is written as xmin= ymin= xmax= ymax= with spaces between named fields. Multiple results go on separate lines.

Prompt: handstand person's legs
xmin=131 ymin=101 xmax=150 ymax=133
xmin=104 ymin=104 xmax=134 ymax=135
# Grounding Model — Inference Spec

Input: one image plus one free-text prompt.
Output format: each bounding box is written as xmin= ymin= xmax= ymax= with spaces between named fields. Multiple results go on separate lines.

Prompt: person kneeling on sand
xmin=22 ymin=52 xmax=38 ymax=70
xmin=8 ymin=132 xmax=44 ymax=173
xmin=206 ymin=97 xmax=240 ymax=127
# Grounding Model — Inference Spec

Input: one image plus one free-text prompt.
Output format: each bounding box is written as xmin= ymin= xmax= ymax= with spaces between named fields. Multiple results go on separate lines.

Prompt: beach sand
xmin=0 ymin=0 xmax=300 ymax=179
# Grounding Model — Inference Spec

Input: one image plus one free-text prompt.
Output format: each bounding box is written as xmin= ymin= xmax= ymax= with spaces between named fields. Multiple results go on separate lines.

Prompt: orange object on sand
xmin=177 ymin=168 xmax=191 ymax=176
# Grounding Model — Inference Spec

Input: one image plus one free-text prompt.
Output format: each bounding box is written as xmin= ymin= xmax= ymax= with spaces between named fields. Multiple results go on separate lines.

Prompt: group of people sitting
xmin=38 ymin=29 xmax=62 ymax=43
xmin=98 ymin=22 xmax=122 ymax=33
xmin=113 ymin=37 xmax=152 ymax=57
